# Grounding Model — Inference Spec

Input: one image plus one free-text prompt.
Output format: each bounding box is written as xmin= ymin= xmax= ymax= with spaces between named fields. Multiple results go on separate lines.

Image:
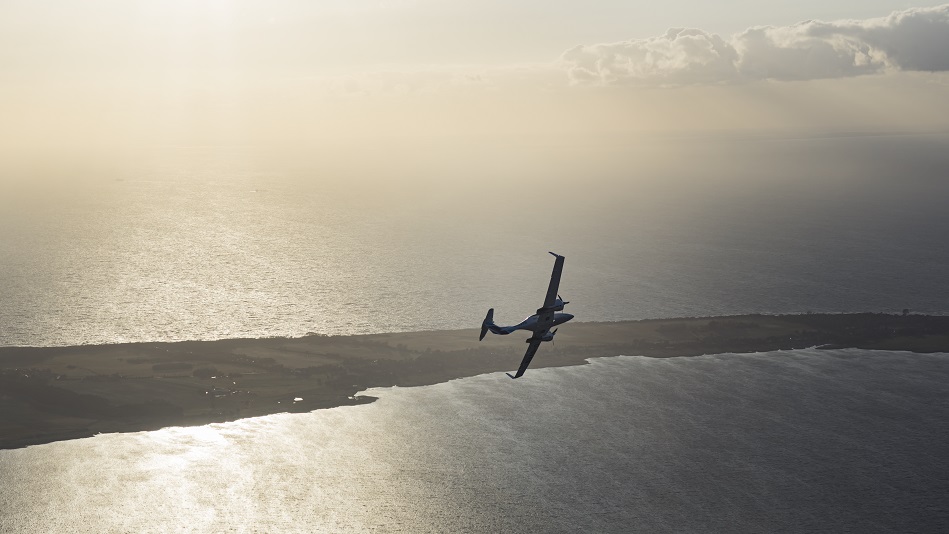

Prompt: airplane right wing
xmin=542 ymin=252 xmax=565 ymax=309
xmin=506 ymin=339 xmax=542 ymax=379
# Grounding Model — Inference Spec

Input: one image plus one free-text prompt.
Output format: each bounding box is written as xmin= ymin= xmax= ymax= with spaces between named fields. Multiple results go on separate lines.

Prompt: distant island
xmin=2 ymin=313 xmax=948 ymax=450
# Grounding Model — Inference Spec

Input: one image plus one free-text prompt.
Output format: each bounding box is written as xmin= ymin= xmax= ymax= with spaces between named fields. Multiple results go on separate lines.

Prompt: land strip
xmin=2 ymin=313 xmax=948 ymax=449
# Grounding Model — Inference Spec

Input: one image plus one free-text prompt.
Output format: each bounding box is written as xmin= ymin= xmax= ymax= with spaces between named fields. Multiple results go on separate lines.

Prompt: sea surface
xmin=1 ymin=348 xmax=947 ymax=533
xmin=2 ymin=135 xmax=949 ymax=347
xmin=2 ymin=136 xmax=949 ymax=530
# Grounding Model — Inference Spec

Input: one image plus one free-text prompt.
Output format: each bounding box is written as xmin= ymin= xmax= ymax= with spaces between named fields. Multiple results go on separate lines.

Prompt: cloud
xmin=562 ymin=28 xmax=739 ymax=85
xmin=562 ymin=4 xmax=949 ymax=85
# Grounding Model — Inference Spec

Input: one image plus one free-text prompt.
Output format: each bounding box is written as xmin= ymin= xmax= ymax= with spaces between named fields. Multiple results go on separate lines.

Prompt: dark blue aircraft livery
xmin=480 ymin=252 xmax=574 ymax=379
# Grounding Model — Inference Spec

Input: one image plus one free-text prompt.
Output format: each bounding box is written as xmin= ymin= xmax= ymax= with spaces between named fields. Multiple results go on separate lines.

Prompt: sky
xmin=1 ymin=1 xmax=948 ymax=151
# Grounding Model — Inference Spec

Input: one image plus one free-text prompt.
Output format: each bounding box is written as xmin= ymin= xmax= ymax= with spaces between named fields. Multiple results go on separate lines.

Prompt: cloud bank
xmin=562 ymin=4 xmax=949 ymax=85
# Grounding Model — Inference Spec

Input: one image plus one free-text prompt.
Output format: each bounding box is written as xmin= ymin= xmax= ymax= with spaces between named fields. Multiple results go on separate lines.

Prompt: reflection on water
xmin=2 ymin=138 xmax=949 ymax=347
xmin=2 ymin=349 xmax=948 ymax=532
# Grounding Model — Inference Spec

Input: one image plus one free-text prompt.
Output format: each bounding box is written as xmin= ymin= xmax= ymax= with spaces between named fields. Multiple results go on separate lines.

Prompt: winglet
xmin=549 ymin=251 xmax=562 ymax=258
xmin=479 ymin=308 xmax=494 ymax=341
xmin=506 ymin=373 xmax=518 ymax=379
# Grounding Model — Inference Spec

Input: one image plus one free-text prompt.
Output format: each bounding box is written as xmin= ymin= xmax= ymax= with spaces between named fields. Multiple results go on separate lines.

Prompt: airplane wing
xmin=506 ymin=339 xmax=542 ymax=379
xmin=542 ymin=252 xmax=565 ymax=309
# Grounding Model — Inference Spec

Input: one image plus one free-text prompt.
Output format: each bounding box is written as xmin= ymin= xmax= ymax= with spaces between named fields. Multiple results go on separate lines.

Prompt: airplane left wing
xmin=542 ymin=252 xmax=565 ymax=309
xmin=506 ymin=339 xmax=542 ymax=379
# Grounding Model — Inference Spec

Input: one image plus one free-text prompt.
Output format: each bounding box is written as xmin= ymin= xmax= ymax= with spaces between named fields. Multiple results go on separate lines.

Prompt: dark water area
xmin=2 ymin=349 xmax=948 ymax=532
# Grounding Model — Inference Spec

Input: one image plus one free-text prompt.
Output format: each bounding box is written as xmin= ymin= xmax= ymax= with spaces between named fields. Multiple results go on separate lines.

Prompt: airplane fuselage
xmin=510 ymin=312 xmax=574 ymax=337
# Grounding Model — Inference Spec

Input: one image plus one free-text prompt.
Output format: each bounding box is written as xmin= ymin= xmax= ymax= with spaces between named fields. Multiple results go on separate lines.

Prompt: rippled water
xmin=2 ymin=349 xmax=948 ymax=533
xmin=2 ymin=137 xmax=949 ymax=347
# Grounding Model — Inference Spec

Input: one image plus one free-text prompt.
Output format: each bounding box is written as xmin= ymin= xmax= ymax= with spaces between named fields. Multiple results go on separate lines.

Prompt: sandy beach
xmin=2 ymin=313 xmax=948 ymax=450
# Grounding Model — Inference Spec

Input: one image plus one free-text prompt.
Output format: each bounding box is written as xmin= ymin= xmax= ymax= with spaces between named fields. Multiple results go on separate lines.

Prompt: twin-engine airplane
xmin=480 ymin=252 xmax=574 ymax=379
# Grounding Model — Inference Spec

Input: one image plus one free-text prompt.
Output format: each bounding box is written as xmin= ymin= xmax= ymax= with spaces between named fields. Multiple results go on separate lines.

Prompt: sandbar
xmin=2 ymin=313 xmax=948 ymax=449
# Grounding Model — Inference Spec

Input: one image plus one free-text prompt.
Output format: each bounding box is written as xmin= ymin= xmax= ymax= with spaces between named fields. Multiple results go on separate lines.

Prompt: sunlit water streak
xmin=2 ymin=138 xmax=949 ymax=347
xmin=1 ymin=349 xmax=947 ymax=532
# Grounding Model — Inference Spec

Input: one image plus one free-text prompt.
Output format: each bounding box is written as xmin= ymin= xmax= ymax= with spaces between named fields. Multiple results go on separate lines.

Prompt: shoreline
xmin=3 ymin=312 xmax=949 ymax=450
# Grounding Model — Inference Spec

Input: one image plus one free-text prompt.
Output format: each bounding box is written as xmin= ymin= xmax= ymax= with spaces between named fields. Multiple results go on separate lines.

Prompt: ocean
xmin=2 ymin=135 xmax=949 ymax=347
xmin=1 ymin=349 xmax=948 ymax=532
xmin=2 ymin=135 xmax=949 ymax=532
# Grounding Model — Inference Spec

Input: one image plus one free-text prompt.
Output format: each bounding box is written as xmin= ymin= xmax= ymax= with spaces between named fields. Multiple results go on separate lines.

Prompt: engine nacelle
xmin=538 ymin=297 xmax=569 ymax=313
xmin=527 ymin=328 xmax=560 ymax=344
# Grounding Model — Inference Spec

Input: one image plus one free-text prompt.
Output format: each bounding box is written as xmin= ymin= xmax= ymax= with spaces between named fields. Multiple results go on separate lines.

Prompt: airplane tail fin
xmin=479 ymin=308 xmax=495 ymax=341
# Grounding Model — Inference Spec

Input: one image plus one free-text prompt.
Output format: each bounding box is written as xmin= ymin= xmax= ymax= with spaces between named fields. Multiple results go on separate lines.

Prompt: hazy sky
xmin=1 ymin=1 xmax=948 ymax=149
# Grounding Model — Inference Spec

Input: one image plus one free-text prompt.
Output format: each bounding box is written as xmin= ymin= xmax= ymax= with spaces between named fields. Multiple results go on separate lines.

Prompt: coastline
xmin=2 ymin=313 xmax=948 ymax=450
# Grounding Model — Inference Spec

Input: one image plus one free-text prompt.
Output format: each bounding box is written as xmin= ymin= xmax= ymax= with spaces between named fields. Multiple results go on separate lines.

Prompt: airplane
xmin=479 ymin=252 xmax=574 ymax=379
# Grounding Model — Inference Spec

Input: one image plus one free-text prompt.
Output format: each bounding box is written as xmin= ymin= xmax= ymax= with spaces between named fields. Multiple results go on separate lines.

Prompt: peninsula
xmin=2 ymin=313 xmax=948 ymax=450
